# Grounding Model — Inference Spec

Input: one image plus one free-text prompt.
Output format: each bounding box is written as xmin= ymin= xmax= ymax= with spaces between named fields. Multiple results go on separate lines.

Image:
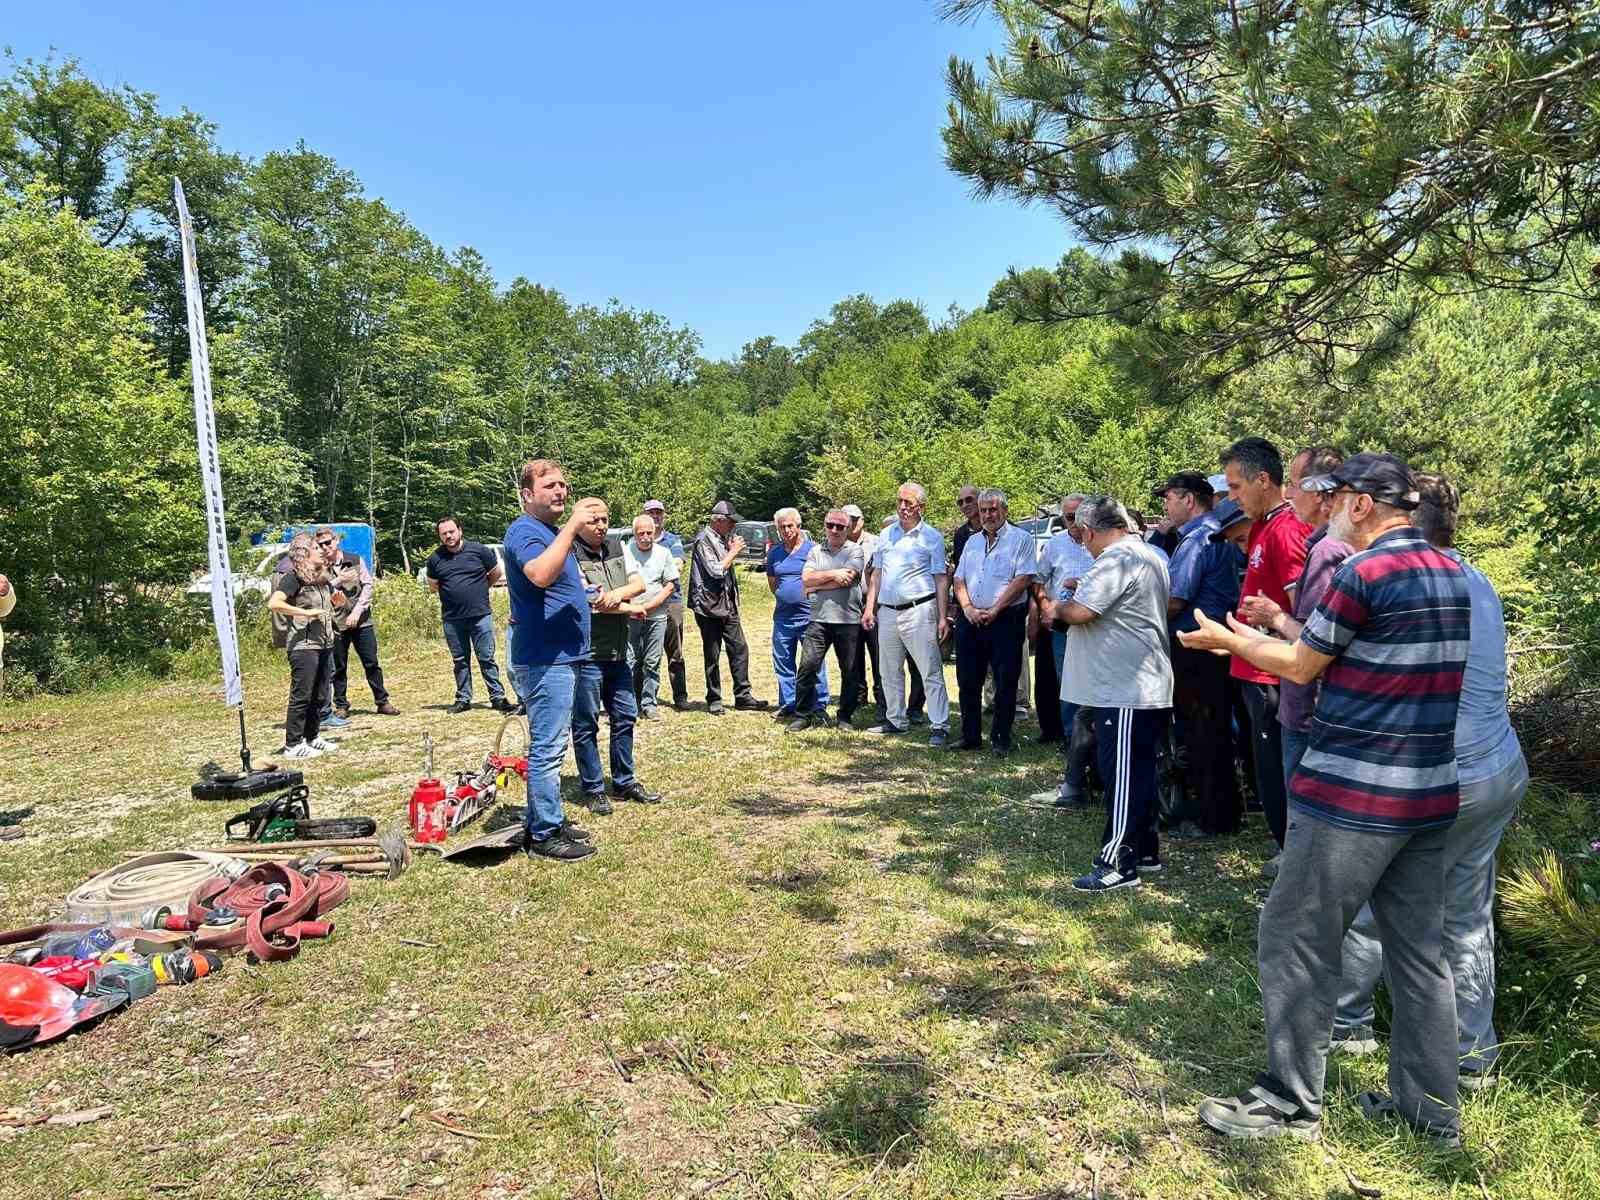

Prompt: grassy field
xmin=1 ymin=579 xmax=1596 ymax=1200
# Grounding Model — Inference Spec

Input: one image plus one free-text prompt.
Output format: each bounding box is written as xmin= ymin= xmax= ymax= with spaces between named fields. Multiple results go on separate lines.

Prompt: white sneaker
xmin=282 ymin=741 xmax=321 ymax=759
xmin=308 ymin=736 xmax=339 ymax=752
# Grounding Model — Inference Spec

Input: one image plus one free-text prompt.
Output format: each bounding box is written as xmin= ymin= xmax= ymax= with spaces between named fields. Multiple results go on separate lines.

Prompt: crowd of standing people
xmin=259 ymin=435 xmax=1523 ymax=1151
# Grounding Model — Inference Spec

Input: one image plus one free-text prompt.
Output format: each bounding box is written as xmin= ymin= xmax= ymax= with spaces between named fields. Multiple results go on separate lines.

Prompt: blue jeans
xmin=508 ymin=662 xmax=577 ymax=841
xmin=772 ymin=607 xmax=828 ymax=712
xmin=1052 ymin=629 xmax=1078 ymax=738
xmin=572 ymin=659 xmax=637 ymax=793
xmin=442 ymin=613 xmax=505 ymax=705
xmin=628 ymin=614 xmax=668 ymax=714
xmin=1281 ymin=724 xmax=1310 ymax=794
xmin=1334 ymin=751 xmax=1529 ymax=1072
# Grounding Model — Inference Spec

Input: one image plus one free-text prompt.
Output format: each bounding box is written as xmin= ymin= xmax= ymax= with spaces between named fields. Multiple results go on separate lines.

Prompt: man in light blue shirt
xmin=863 ymin=481 xmax=951 ymax=745
xmin=951 ymin=489 xmax=1035 ymax=754
xmin=640 ymin=500 xmax=689 ymax=710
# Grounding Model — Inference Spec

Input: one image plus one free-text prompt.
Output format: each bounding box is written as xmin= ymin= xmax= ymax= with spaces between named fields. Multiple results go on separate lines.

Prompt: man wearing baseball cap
xmin=1181 ymin=451 xmax=1471 ymax=1147
xmin=688 ymin=500 xmax=770 ymax=714
xmin=638 ymin=500 xmax=689 ymax=710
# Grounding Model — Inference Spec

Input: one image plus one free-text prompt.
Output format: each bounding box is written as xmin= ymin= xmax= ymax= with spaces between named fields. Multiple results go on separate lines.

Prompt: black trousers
xmin=797 ymin=621 xmax=861 ymax=721
xmin=1242 ymin=681 xmax=1288 ymax=847
xmin=332 ymin=622 xmax=389 ymax=708
xmin=1171 ymin=640 xmax=1241 ymax=834
xmin=954 ymin=604 xmax=1026 ymax=750
xmin=694 ymin=611 xmax=753 ymax=705
xmin=286 ymin=649 xmax=331 ymax=746
xmin=1093 ymin=706 xmax=1164 ymax=872
xmin=1034 ymin=627 xmax=1063 ymax=742
xmin=662 ymin=604 xmax=688 ymax=705
xmin=1231 ymin=679 xmax=1258 ymax=805
xmin=855 ymin=623 xmax=922 ymax=718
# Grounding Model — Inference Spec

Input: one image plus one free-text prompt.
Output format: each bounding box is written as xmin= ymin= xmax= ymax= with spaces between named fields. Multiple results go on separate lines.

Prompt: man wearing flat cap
xmin=688 ymin=500 xmax=770 ymax=715
xmin=1181 ymin=451 xmax=1471 ymax=1149
xmin=1157 ymin=472 xmax=1244 ymax=837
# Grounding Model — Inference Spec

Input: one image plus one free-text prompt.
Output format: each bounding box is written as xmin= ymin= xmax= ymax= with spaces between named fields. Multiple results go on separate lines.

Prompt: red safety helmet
xmin=0 ymin=963 xmax=126 ymax=1049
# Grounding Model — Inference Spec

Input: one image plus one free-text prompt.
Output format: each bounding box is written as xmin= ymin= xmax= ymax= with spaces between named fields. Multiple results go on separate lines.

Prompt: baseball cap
xmin=1208 ymin=499 xmax=1249 ymax=540
xmin=841 ymin=504 xmax=863 ymax=520
xmin=642 ymin=499 xmax=665 ymax=513
xmin=1301 ymin=451 xmax=1420 ymax=510
xmin=709 ymin=500 xmax=741 ymax=520
xmin=1153 ymin=471 xmax=1215 ymax=500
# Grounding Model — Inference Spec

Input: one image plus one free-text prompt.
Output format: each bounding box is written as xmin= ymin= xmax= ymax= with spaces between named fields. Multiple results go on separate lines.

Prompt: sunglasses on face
xmin=824 ymin=521 xmax=847 ymax=530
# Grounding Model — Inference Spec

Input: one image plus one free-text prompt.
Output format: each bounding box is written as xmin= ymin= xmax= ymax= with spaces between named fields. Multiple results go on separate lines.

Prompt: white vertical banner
xmin=175 ymin=177 xmax=244 ymax=708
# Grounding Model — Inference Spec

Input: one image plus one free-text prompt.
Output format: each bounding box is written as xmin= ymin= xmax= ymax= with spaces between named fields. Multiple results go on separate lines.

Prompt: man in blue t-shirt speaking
xmin=502 ymin=458 xmax=606 ymax=862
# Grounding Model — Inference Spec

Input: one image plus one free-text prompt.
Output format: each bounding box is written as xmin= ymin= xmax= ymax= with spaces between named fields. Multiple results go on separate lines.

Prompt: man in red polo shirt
xmin=1220 ymin=437 xmax=1310 ymax=858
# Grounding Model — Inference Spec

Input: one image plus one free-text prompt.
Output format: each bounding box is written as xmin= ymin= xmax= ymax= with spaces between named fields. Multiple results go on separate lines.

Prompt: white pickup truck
xmin=186 ymin=543 xmax=290 ymax=599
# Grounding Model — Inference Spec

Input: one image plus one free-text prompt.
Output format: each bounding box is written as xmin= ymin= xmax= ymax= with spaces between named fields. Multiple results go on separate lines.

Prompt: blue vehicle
xmin=254 ymin=523 xmax=378 ymax=573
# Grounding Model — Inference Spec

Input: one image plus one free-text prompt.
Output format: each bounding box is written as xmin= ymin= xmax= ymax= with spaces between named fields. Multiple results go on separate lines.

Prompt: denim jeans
xmin=1334 ymin=751 xmax=1529 ymax=1073
xmin=442 ymin=613 xmax=505 ymax=705
xmin=572 ymin=659 xmax=637 ymax=793
xmin=1052 ymin=630 xmax=1078 ymax=738
xmin=1281 ymin=724 xmax=1311 ymax=794
xmin=772 ymin=607 xmax=827 ymax=712
xmin=508 ymin=662 xmax=577 ymax=841
xmin=629 ymin=614 xmax=669 ymax=714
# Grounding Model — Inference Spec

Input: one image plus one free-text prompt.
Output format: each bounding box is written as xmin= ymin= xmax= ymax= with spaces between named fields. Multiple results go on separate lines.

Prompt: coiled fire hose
xmin=65 ymin=852 xmax=247 ymax=927
xmin=188 ymin=862 xmax=349 ymax=963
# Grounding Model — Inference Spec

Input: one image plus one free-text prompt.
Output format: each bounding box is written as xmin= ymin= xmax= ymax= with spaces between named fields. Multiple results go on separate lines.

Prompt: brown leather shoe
xmin=376 ymin=702 xmax=400 ymax=716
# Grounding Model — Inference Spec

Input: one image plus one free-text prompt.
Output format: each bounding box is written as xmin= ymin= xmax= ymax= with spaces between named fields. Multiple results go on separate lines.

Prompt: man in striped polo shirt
xmin=1180 ymin=452 xmax=1470 ymax=1147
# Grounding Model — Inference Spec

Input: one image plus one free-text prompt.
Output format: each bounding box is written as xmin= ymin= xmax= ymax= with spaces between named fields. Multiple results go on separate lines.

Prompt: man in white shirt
xmin=951 ymin=490 xmax=1036 ymax=754
xmin=863 ymin=482 xmax=951 ymax=746
xmin=624 ymin=514 xmax=681 ymax=719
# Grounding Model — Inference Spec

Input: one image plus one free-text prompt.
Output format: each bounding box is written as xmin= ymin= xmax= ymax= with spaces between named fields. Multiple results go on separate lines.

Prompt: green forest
xmin=2 ymin=40 xmax=1599 ymax=697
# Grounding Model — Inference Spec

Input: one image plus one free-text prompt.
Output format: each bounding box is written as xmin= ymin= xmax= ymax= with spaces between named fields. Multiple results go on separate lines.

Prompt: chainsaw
xmin=224 ymin=784 xmax=377 ymax=844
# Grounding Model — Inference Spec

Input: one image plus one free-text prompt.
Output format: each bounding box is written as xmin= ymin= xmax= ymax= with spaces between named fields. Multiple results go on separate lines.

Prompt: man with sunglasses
xmin=789 ymin=509 xmax=867 ymax=731
xmin=863 ymin=481 xmax=951 ymax=746
xmin=315 ymin=527 xmax=399 ymax=721
xmin=1181 ymin=452 xmax=1470 ymax=1147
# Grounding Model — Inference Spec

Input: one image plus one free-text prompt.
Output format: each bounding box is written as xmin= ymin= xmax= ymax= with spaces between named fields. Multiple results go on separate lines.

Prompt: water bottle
xmin=68 ymin=927 xmax=118 ymax=961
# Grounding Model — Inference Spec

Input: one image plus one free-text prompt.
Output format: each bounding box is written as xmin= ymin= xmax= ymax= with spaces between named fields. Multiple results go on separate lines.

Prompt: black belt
xmin=880 ymin=593 xmax=935 ymax=611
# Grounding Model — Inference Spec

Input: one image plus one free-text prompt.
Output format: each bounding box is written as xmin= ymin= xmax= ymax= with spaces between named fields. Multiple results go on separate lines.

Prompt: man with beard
xmin=572 ymin=502 xmax=663 ymax=814
xmin=426 ymin=517 xmax=512 ymax=714
xmin=1183 ymin=452 xmax=1469 ymax=1147
xmin=1330 ymin=472 xmax=1527 ymax=1091
xmin=502 ymin=460 xmax=603 ymax=862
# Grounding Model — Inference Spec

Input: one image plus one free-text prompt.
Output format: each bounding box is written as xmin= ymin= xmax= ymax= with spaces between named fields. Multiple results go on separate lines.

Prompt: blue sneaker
xmin=321 ymin=713 xmax=351 ymax=728
xmin=1071 ymin=865 xmax=1141 ymax=893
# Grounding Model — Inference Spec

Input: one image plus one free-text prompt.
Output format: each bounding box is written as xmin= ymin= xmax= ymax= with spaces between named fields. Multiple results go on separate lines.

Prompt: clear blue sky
xmin=6 ymin=1 xmax=1073 ymax=359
